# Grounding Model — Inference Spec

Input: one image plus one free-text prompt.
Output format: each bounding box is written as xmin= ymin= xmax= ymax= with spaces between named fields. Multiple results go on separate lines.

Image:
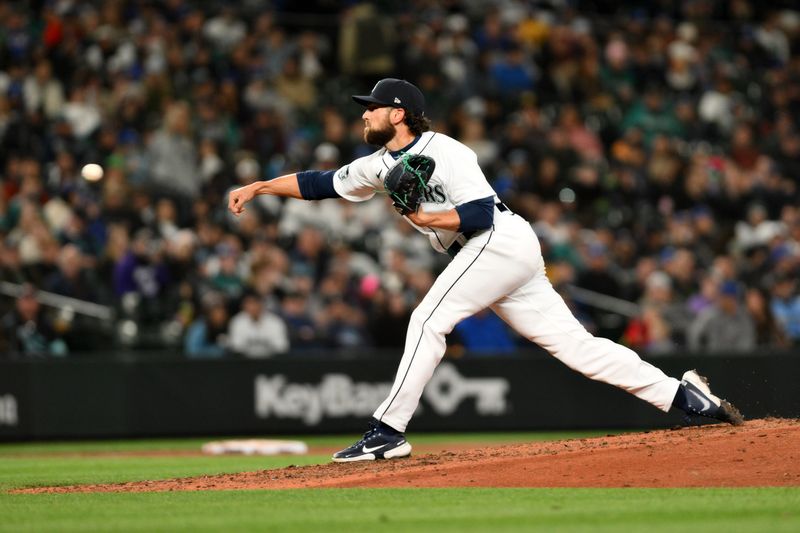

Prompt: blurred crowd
xmin=1 ymin=0 xmax=800 ymax=359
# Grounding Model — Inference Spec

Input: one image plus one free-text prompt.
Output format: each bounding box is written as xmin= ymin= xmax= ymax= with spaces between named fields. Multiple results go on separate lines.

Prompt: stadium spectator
xmin=184 ymin=293 xmax=230 ymax=359
xmin=279 ymin=290 xmax=321 ymax=351
xmin=621 ymin=87 xmax=683 ymax=147
xmin=113 ymin=228 xmax=171 ymax=323
xmin=452 ymin=309 xmax=517 ymax=355
xmin=146 ymin=101 xmax=200 ymax=208
xmin=628 ymin=270 xmax=691 ymax=351
xmin=770 ymin=273 xmax=800 ymax=345
xmin=745 ymin=286 xmax=788 ymax=348
xmin=0 ymin=284 xmax=68 ymax=357
xmin=367 ymin=286 xmax=412 ymax=349
xmin=227 ymin=291 xmax=289 ymax=358
xmin=688 ymin=281 xmax=757 ymax=352
xmin=43 ymin=243 xmax=102 ymax=303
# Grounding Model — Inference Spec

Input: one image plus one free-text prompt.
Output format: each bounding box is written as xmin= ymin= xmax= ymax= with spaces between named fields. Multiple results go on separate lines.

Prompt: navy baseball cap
xmin=352 ymin=78 xmax=425 ymax=115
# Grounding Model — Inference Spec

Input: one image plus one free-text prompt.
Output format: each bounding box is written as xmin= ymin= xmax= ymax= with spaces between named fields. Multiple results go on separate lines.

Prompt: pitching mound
xmin=15 ymin=418 xmax=800 ymax=493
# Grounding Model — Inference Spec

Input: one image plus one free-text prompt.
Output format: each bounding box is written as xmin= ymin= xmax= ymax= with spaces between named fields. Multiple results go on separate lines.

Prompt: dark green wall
xmin=1 ymin=353 xmax=798 ymax=439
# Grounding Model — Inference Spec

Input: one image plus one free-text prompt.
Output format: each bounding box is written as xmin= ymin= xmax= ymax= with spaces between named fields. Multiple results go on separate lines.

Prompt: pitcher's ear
xmin=390 ymin=107 xmax=406 ymax=125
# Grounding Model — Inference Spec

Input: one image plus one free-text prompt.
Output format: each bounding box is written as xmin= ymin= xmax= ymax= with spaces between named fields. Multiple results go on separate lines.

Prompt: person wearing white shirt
xmin=228 ymin=291 xmax=289 ymax=358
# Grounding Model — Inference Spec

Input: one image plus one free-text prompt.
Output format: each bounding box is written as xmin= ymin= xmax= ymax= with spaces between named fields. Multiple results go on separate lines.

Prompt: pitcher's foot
xmin=678 ymin=370 xmax=744 ymax=426
xmin=332 ymin=419 xmax=412 ymax=462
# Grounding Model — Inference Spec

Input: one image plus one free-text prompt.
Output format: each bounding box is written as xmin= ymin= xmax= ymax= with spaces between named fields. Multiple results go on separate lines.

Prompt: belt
xmin=447 ymin=202 xmax=512 ymax=257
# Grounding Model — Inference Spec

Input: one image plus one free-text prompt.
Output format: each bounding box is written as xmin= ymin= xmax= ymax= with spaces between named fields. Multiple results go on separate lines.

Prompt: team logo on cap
xmin=394 ymin=97 xmax=401 ymax=104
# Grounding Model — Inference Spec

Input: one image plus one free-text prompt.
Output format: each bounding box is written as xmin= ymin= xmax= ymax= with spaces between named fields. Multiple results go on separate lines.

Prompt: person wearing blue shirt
xmin=453 ymin=309 xmax=516 ymax=355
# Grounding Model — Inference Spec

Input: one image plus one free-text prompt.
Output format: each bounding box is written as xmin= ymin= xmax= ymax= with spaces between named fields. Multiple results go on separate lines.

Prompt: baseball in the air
xmin=81 ymin=163 xmax=104 ymax=182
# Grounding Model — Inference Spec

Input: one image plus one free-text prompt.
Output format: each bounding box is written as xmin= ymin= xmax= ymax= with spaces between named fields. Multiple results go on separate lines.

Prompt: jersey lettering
xmin=422 ymin=184 xmax=446 ymax=203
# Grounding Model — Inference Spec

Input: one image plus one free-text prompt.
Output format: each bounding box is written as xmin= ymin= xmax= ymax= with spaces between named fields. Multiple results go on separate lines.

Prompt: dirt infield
xmin=15 ymin=418 xmax=800 ymax=493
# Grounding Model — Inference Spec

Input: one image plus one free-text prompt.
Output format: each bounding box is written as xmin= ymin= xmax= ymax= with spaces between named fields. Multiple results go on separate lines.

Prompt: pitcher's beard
xmin=364 ymin=122 xmax=396 ymax=146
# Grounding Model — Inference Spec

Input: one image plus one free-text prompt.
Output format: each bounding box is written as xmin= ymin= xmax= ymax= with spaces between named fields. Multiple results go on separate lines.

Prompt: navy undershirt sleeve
xmin=455 ymin=196 xmax=495 ymax=234
xmin=296 ymin=170 xmax=340 ymax=200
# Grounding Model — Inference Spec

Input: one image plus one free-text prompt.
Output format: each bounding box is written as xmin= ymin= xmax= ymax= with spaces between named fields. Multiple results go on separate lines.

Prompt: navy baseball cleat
xmin=677 ymin=370 xmax=744 ymax=426
xmin=332 ymin=419 xmax=412 ymax=462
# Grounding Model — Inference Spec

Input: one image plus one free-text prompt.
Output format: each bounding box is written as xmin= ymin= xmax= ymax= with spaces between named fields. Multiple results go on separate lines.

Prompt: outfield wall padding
xmin=1 ymin=353 xmax=798 ymax=439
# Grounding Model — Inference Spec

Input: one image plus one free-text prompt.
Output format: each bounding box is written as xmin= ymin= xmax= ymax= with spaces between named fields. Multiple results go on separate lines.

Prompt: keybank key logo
xmin=424 ymin=363 xmax=509 ymax=416
xmin=253 ymin=364 xmax=510 ymax=425
xmin=0 ymin=394 xmax=18 ymax=426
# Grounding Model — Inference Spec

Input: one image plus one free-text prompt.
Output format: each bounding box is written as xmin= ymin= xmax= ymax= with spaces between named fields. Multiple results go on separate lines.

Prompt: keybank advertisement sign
xmin=254 ymin=363 xmax=510 ymax=425
xmin=3 ymin=356 xmax=798 ymax=438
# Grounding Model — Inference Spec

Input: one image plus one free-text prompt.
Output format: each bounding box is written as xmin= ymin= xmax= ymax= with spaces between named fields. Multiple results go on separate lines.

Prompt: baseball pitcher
xmin=228 ymin=78 xmax=743 ymax=462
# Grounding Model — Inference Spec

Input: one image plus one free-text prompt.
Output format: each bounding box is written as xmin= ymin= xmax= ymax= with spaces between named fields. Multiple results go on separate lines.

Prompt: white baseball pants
xmin=374 ymin=209 xmax=681 ymax=432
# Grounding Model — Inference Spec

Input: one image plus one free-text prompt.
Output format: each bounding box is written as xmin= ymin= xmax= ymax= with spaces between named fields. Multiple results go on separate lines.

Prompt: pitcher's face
xmin=362 ymin=104 xmax=399 ymax=146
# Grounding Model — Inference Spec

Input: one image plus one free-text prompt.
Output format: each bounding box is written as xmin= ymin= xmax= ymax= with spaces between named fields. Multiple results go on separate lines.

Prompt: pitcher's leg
xmin=371 ymin=300 xmax=448 ymax=432
xmin=374 ymin=231 xmax=537 ymax=431
xmin=492 ymin=270 xmax=681 ymax=411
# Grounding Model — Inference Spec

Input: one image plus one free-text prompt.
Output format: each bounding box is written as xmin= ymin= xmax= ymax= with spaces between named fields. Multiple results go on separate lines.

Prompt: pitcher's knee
xmin=408 ymin=307 xmax=427 ymax=331
xmin=409 ymin=307 xmax=455 ymax=338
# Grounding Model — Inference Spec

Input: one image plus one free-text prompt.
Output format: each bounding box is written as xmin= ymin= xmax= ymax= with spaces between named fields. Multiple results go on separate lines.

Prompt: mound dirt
xmin=14 ymin=418 xmax=800 ymax=493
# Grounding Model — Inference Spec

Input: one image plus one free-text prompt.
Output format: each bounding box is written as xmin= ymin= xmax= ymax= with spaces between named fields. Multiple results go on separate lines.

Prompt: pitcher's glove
xmin=384 ymin=154 xmax=436 ymax=215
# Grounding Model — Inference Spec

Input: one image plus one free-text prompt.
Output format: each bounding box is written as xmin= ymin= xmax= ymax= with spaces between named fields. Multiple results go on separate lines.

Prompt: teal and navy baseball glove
xmin=383 ymin=153 xmax=436 ymax=215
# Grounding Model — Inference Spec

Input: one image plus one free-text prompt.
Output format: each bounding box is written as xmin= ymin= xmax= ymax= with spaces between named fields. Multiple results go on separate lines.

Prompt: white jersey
xmin=332 ymin=131 xmax=498 ymax=253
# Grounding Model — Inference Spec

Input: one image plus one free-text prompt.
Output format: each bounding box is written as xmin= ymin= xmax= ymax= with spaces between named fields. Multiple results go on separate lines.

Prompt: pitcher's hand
xmin=228 ymin=184 xmax=255 ymax=216
xmin=405 ymin=207 xmax=429 ymax=226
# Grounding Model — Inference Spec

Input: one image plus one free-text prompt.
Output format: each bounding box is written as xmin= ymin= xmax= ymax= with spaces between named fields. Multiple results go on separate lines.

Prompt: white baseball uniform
xmin=333 ymin=131 xmax=681 ymax=432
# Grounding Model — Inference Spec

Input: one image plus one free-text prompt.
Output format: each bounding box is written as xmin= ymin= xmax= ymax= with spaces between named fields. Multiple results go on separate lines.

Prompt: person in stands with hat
xmin=0 ymin=284 xmax=68 ymax=358
xmin=688 ymin=280 xmax=756 ymax=352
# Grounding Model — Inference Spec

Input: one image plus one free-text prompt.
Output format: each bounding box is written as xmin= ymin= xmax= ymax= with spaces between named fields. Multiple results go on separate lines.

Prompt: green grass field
xmin=1 ymin=432 xmax=798 ymax=532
